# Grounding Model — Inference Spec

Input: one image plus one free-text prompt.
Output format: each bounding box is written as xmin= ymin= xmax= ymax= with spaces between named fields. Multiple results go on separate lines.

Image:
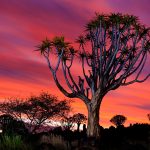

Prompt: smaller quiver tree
xmin=110 ymin=114 xmax=127 ymax=127
xmin=72 ymin=113 xmax=87 ymax=132
xmin=61 ymin=116 xmax=74 ymax=131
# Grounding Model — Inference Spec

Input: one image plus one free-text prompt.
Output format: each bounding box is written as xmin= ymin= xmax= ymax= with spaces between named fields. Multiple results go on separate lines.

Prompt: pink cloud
xmin=0 ymin=0 xmax=150 ymax=127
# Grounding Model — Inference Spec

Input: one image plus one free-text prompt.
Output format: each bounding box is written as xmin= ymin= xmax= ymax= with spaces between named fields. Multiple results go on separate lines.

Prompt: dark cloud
xmin=0 ymin=53 xmax=51 ymax=85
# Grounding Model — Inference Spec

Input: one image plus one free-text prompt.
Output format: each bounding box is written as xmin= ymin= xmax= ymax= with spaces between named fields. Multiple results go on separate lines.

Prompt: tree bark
xmin=87 ymin=107 xmax=100 ymax=139
xmin=86 ymin=101 xmax=101 ymax=139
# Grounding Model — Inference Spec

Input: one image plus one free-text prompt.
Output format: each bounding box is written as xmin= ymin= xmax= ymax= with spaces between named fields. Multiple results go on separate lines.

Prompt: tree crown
xmin=37 ymin=13 xmax=150 ymax=103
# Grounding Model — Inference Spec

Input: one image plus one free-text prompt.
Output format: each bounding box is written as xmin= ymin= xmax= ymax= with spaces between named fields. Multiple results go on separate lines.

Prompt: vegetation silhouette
xmin=0 ymin=114 xmax=27 ymax=135
xmin=147 ymin=113 xmax=150 ymax=121
xmin=61 ymin=115 xmax=75 ymax=131
xmin=110 ymin=114 xmax=127 ymax=127
xmin=0 ymin=99 xmax=150 ymax=149
xmin=0 ymin=92 xmax=70 ymax=133
xmin=61 ymin=113 xmax=87 ymax=132
xmin=72 ymin=113 xmax=87 ymax=132
xmin=37 ymin=12 xmax=150 ymax=139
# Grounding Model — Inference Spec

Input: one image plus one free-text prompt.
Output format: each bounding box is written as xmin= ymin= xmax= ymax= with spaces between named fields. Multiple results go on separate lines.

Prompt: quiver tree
xmin=110 ymin=114 xmax=127 ymax=127
xmin=72 ymin=113 xmax=87 ymax=132
xmin=37 ymin=13 xmax=150 ymax=138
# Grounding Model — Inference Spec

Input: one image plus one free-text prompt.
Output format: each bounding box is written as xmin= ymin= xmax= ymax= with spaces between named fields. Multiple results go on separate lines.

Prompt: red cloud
xmin=0 ymin=0 xmax=150 ymax=127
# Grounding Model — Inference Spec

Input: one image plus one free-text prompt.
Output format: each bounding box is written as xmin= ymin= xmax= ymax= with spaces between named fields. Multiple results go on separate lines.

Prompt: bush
xmin=0 ymin=135 xmax=32 ymax=150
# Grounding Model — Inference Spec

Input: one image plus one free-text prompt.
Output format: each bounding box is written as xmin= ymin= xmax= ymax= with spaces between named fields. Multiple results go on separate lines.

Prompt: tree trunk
xmin=77 ymin=123 xmax=80 ymax=132
xmin=87 ymin=104 xmax=100 ymax=139
xmin=86 ymin=93 xmax=103 ymax=139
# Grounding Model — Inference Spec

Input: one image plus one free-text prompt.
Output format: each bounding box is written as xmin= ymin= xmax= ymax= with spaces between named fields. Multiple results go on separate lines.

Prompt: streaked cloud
xmin=0 ymin=0 xmax=150 ymax=127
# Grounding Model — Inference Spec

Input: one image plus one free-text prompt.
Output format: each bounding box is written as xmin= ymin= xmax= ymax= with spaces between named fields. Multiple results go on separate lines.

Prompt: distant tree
xmin=61 ymin=115 xmax=74 ymax=131
xmin=147 ymin=113 xmax=150 ymax=121
xmin=0 ymin=92 xmax=71 ymax=133
xmin=0 ymin=99 xmax=24 ymax=120
xmin=61 ymin=113 xmax=87 ymax=132
xmin=110 ymin=115 xmax=127 ymax=127
xmin=37 ymin=13 xmax=150 ymax=138
xmin=72 ymin=113 xmax=87 ymax=132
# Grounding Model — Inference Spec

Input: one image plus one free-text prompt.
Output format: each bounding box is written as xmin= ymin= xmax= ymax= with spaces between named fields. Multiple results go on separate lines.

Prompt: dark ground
xmin=0 ymin=123 xmax=150 ymax=150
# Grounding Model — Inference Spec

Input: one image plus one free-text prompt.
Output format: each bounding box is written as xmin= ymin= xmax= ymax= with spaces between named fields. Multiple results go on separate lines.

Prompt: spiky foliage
xmin=37 ymin=37 xmax=52 ymax=55
xmin=0 ymin=135 xmax=32 ymax=150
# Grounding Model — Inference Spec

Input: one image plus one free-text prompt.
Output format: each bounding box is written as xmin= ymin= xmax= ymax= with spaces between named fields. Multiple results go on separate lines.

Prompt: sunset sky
xmin=0 ymin=0 xmax=150 ymax=127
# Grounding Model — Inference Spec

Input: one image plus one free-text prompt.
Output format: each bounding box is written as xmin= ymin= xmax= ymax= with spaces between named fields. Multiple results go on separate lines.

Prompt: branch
xmin=122 ymin=74 xmax=150 ymax=85
xmin=81 ymin=45 xmax=91 ymax=67
xmin=104 ymin=32 xmax=121 ymax=75
xmin=52 ymin=72 xmax=76 ymax=98
xmin=122 ymin=53 xmax=149 ymax=85
xmin=81 ymin=57 xmax=91 ymax=87
xmin=44 ymin=54 xmax=54 ymax=73
xmin=67 ymin=66 xmax=80 ymax=92
xmin=62 ymin=61 xmax=75 ymax=93
xmin=55 ymin=48 xmax=64 ymax=72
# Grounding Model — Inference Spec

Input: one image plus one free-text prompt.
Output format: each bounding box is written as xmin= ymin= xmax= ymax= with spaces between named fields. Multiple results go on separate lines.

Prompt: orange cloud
xmin=0 ymin=0 xmax=150 ymax=127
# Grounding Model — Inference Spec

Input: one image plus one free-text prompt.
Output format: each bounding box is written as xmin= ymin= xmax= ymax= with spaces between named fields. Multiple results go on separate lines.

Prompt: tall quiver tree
xmin=37 ymin=13 xmax=150 ymax=139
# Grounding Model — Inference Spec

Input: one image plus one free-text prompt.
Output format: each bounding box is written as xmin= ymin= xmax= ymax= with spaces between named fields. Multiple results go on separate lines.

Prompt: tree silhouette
xmin=0 ymin=92 xmax=70 ymax=133
xmin=37 ymin=13 xmax=150 ymax=138
xmin=72 ymin=113 xmax=87 ymax=132
xmin=147 ymin=113 xmax=150 ymax=121
xmin=110 ymin=115 xmax=127 ymax=127
xmin=61 ymin=115 xmax=74 ymax=131
xmin=0 ymin=98 xmax=24 ymax=120
xmin=61 ymin=113 xmax=87 ymax=132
